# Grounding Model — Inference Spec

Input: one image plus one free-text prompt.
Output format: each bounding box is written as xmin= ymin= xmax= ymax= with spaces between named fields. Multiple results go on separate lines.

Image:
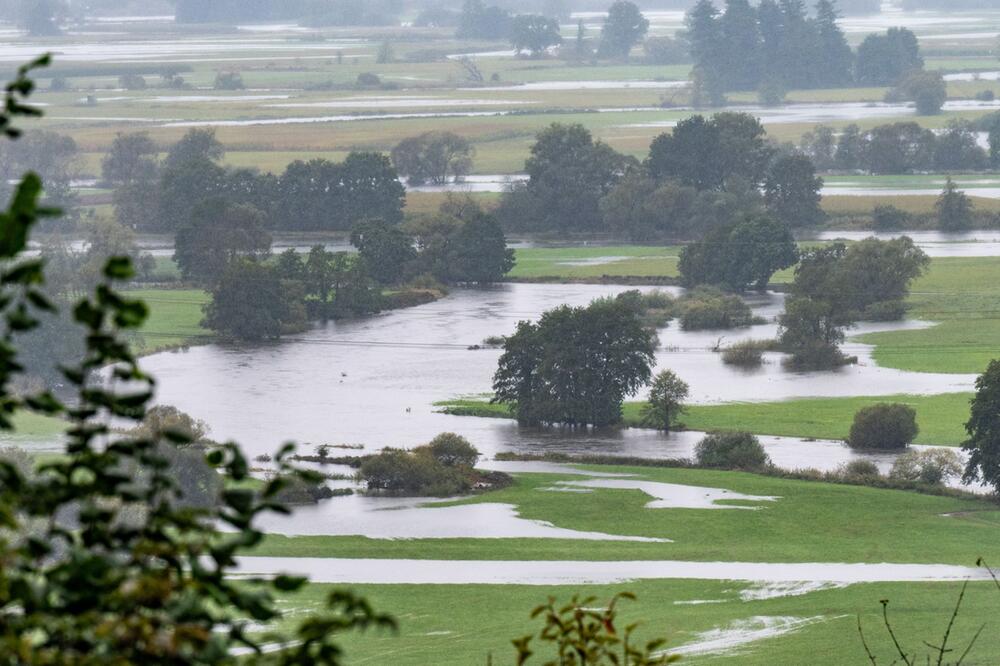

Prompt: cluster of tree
xmin=459 ymin=0 xmax=649 ymax=62
xmin=779 ymin=237 xmax=929 ymax=368
xmin=678 ymin=215 xmax=799 ymax=292
xmin=492 ymin=296 xmax=657 ymax=428
xmin=801 ymin=121 xmax=990 ymax=174
xmin=685 ymin=0 xmax=923 ymax=103
xmin=502 ymin=114 xmax=824 ymax=239
xmin=109 ymin=129 xmax=405 ymax=233
xmin=621 ymin=287 xmax=759 ymax=331
xmin=0 ymin=129 xmax=79 ymax=218
xmin=197 ymin=202 xmax=514 ymax=341
xmin=391 ymin=131 xmax=474 ymax=185
xmin=358 ymin=433 xmax=510 ymax=496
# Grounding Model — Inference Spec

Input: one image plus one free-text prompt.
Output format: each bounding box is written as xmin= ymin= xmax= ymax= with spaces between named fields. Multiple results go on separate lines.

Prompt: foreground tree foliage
xmin=0 ymin=56 xmax=397 ymax=663
xmin=493 ymin=296 xmax=657 ymax=427
xmin=513 ymin=593 xmax=678 ymax=665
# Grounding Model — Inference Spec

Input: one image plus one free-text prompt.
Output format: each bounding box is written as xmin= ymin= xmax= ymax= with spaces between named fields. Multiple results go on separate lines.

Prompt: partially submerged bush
xmin=359 ymin=434 xmax=496 ymax=496
xmin=721 ymin=339 xmax=771 ymax=367
xmin=678 ymin=288 xmax=757 ymax=331
xmin=783 ymin=341 xmax=850 ymax=372
xmin=695 ymin=431 xmax=771 ymax=470
xmin=838 ymin=459 xmax=882 ymax=482
xmin=847 ymin=403 xmax=919 ymax=451
xmin=417 ymin=432 xmax=479 ymax=467
xmin=890 ymin=449 xmax=963 ymax=485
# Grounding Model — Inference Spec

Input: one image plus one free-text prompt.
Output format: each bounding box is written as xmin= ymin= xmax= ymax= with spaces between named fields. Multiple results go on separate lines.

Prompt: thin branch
xmin=956 ymin=623 xmax=985 ymax=666
xmin=858 ymin=614 xmax=878 ymax=665
xmin=881 ymin=600 xmax=914 ymax=666
xmin=932 ymin=578 xmax=969 ymax=666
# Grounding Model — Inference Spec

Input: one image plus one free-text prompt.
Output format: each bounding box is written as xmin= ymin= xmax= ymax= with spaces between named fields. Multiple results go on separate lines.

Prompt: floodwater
xmin=162 ymin=110 xmax=509 ymax=128
xmin=141 ymin=284 xmax=973 ymax=466
xmin=553 ymin=479 xmax=778 ymax=510
xmin=233 ymin=557 xmax=992 ymax=585
xmin=809 ymin=229 xmax=1000 ymax=257
xmin=246 ymin=496 xmax=667 ymax=541
xmin=625 ymin=100 xmax=1000 ymax=130
xmin=263 ymin=97 xmax=536 ymax=109
xmin=674 ymin=616 xmax=829 ymax=657
xmin=476 ymin=81 xmax=689 ymax=91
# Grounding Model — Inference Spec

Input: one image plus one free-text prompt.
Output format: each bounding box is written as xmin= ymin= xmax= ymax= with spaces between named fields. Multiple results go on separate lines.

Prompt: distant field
xmin=128 ymin=288 xmax=211 ymax=354
xmin=439 ymin=392 xmax=972 ymax=446
xmin=509 ymin=246 xmax=681 ymax=280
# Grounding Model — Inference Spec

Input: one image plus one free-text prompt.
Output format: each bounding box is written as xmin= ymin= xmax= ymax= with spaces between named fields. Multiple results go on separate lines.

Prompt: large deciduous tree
xmin=598 ymin=0 xmax=649 ymax=60
xmin=493 ymin=297 xmax=657 ymax=427
xmin=510 ymin=14 xmax=562 ymax=57
xmin=202 ymin=259 xmax=307 ymax=340
xmin=678 ymin=214 xmax=798 ymax=292
xmin=764 ymin=154 xmax=825 ymax=227
xmin=173 ymin=198 xmax=272 ymax=283
xmin=391 ymin=131 xmax=474 ymax=186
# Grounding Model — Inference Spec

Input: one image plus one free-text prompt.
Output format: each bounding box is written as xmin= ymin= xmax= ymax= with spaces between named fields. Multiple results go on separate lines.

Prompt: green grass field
xmin=858 ymin=257 xmax=1000 ymax=374
xmin=437 ymin=392 xmax=972 ymax=446
xmin=255 ymin=465 xmax=1000 ymax=564
xmin=277 ymin=579 xmax=1000 ymax=665
xmin=128 ymin=288 xmax=211 ymax=354
xmin=509 ymin=246 xmax=681 ymax=280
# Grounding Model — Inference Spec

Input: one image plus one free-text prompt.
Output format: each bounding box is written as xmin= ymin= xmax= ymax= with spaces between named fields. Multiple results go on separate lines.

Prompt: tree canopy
xmin=493 ymin=297 xmax=657 ymax=427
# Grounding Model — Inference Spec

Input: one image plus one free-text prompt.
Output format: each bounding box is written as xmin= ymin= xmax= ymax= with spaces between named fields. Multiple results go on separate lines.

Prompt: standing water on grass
xmin=141 ymin=284 xmax=973 ymax=464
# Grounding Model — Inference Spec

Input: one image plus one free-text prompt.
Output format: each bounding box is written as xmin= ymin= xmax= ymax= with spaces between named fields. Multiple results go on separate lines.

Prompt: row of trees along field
xmin=497 ymin=114 xmax=825 ymax=238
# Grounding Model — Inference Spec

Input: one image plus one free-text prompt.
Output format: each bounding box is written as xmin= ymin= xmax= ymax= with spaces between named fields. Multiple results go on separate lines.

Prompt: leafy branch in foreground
xmin=0 ymin=57 xmax=394 ymax=664
xmin=513 ymin=592 xmax=679 ymax=665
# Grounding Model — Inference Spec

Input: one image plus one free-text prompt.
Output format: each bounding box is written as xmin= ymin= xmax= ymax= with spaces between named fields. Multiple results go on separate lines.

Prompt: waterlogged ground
xmin=139 ymin=284 xmax=975 ymax=462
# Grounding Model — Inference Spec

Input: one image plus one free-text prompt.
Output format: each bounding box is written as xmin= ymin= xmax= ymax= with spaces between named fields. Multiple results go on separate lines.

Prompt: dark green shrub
xmin=847 ymin=403 xmax=919 ymax=450
xmin=839 ymin=459 xmax=882 ymax=482
xmin=721 ymin=339 xmax=770 ymax=367
xmin=418 ymin=432 xmax=479 ymax=467
xmin=694 ymin=431 xmax=771 ymax=470
xmin=359 ymin=448 xmax=468 ymax=496
xmin=678 ymin=288 xmax=756 ymax=330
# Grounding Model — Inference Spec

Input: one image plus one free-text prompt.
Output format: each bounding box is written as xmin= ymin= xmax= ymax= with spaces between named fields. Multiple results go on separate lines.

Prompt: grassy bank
xmin=437 ymin=393 xmax=972 ymax=446
xmin=129 ymin=288 xmax=212 ymax=354
xmin=858 ymin=257 xmax=1000 ymax=374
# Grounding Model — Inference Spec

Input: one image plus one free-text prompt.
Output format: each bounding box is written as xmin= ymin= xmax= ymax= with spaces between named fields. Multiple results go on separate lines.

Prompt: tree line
xmin=497 ymin=113 xmax=824 ymax=239
xmin=800 ymin=120 xmax=998 ymax=174
xmin=108 ymin=129 xmax=406 ymax=234
xmin=685 ymin=0 xmax=925 ymax=104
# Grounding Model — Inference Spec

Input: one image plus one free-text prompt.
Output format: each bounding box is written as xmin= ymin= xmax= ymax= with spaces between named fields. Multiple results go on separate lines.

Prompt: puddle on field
xmin=673 ymin=616 xmax=830 ymax=657
xmin=738 ymin=581 xmax=847 ymax=601
xmin=554 ymin=479 xmax=778 ymax=510
xmin=264 ymin=97 xmax=535 ymax=109
xmin=244 ymin=495 xmax=668 ymax=541
xmin=233 ymin=557 xmax=993 ymax=585
xmin=162 ymin=110 xmax=509 ymax=128
xmin=476 ymin=80 xmax=688 ymax=91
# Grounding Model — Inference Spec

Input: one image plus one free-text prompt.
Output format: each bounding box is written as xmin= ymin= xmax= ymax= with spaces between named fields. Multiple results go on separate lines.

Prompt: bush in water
xmin=695 ymin=431 xmax=771 ymax=470
xmin=890 ymin=449 xmax=963 ymax=486
xmin=847 ymin=403 xmax=919 ymax=451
